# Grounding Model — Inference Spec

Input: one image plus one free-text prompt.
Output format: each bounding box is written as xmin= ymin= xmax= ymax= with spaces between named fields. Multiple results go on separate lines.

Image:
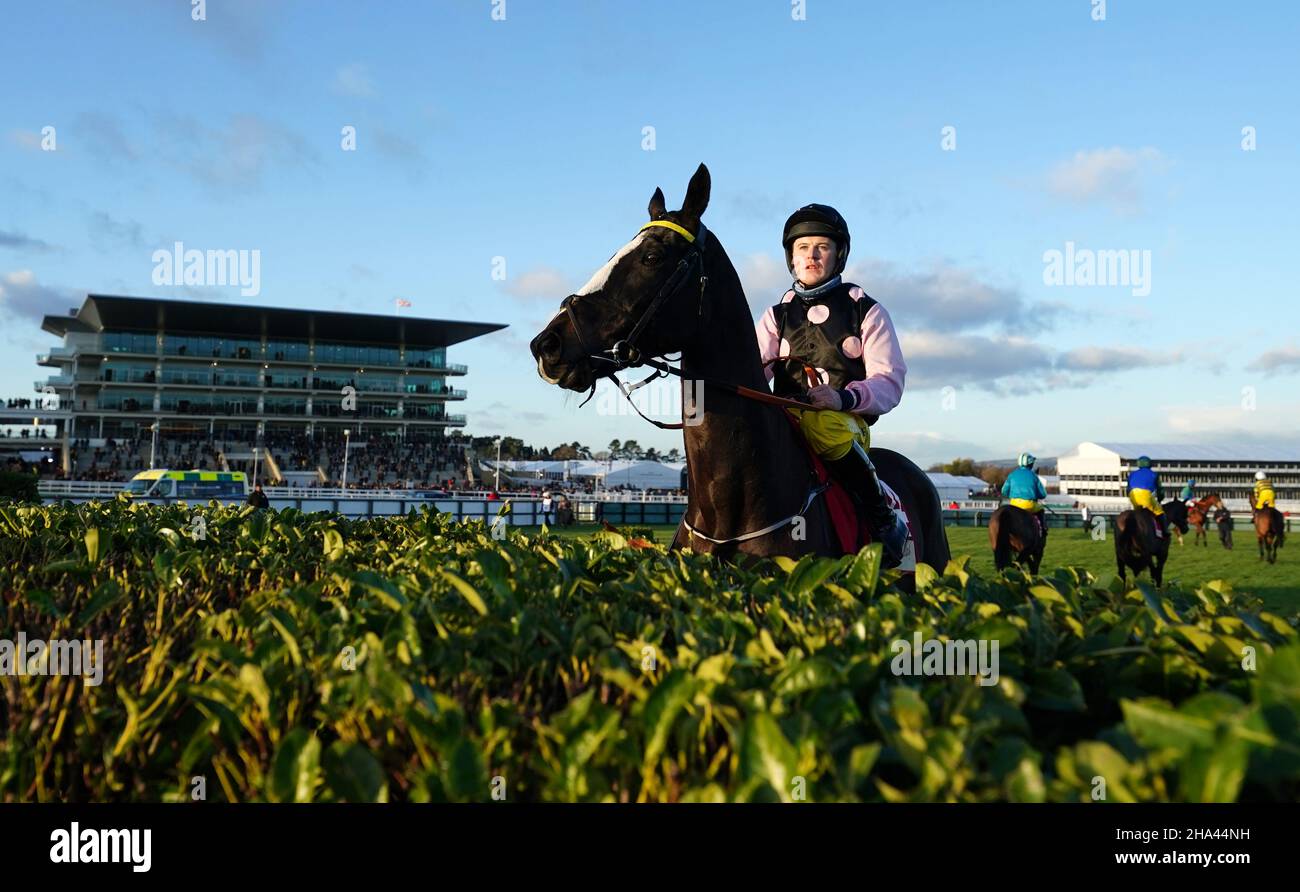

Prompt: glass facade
xmin=312 ymin=372 xmax=354 ymax=391
xmin=160 ymin=368 xmax=212 ymax=386
xmin=263 ymin=397 xmax=308 ymax=416
xmin=266 ymin=340 xmax=310 ymax=362
xmin=265 ymin=368 xmax=310 ymax=389
xmin=214 ymin=368 xmax=260 ymax=388
xmin=315 ymin=341 xmax=401 ymax=367
xmin=100 ymin=362 xmax=156 ymax=384
xmin=105 ymin=331 xmax=158 ymax=354
xmin=404 ymin=375 xmax=446 ymax=394
xmin=67 ymin=325 xmax=468 ymax=429
xmin=99 ymin=391 xmax=152 ymax=411
xmin=358 ymin=375 xmax=399 ymax=393
xmin=405 ymin=347 xmax=446 ymax=369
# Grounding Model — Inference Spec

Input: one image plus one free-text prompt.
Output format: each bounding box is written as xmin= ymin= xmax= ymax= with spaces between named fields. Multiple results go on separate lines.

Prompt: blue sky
xmin=3 ymin=0 xmax=1299 ymax=466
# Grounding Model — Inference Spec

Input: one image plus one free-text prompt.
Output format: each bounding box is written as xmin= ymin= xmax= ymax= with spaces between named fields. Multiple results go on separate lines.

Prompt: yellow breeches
xmin=1009 ymin=498 xmax=1042 ymax=513
xmin=1255 ymin=488 xmax=1275 ymax=510
xmin=785 ymin=407 xmax=870 ymax=461
xmin=1129 ymin=488 xmax=1164 ymax=515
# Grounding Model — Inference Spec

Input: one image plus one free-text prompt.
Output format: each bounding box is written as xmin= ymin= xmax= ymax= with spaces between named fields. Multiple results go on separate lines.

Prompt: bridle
xmin=555 ymin=218 xmax=836 ymax=547
xmin=559 ymin=218 xmax=708 ymax=388
xmin=559 ymin=218 xmax=817 ymax=431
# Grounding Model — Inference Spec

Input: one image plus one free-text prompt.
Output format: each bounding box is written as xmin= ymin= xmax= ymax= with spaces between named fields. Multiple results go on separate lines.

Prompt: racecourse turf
xmin=546 ymin=522 xmax=1300 ymax=617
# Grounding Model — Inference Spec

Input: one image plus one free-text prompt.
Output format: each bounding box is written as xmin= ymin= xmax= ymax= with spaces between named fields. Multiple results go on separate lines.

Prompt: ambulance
xmin=124 ymin=469 xmax=250 ymax=503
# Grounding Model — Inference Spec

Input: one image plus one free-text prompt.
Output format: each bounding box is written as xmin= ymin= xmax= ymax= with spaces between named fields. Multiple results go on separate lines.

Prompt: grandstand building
xmin=1057 ymin=441 xmax=1300 ymax=510
xmin=28 ymin=294 xmax=504 ymax=481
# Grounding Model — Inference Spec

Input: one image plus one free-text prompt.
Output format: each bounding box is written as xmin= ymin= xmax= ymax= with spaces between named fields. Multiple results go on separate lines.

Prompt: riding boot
xmin=824 ymin=441 xmax=910 ymax=569
xmin=1155 ymin=513 xmax=1167 ymax=539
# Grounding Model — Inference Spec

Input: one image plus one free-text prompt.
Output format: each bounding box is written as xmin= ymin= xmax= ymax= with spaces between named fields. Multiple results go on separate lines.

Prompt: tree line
xmin=466 ymin=436 xmax=682 ymax=463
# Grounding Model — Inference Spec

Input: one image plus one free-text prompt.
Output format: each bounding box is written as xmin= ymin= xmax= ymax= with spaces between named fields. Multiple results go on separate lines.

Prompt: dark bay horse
xmin=1115 ymin=507 xmax=1182 ymax=587
xmin=1252 ymin=506 xmax=1284 ymax=563
xmin=529 ymin=164 xmax=949 ymax=577
xmin=988 ymin=505 xmax=1044 ymax=573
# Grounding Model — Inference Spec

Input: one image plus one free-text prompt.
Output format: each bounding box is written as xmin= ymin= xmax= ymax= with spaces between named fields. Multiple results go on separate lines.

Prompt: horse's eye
xmin=642 ymin=252 xmax=662 ymax=266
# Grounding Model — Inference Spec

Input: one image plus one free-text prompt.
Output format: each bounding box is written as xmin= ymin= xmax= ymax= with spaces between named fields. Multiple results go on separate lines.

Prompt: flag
xmin=395 ymin=298 xmax=412 ymax=308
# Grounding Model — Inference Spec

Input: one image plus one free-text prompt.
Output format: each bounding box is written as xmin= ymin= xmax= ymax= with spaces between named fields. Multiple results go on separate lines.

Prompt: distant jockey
xmin=1126 ymin=455 xmax=1168 ymax=538
xmin=1002 ymin=452 xmax=1048 ymax=540
xmin=1180 ymin=479 xmax=1196 ymax=505
xmin=1253 ymin=471 xmax=1276 ymax=511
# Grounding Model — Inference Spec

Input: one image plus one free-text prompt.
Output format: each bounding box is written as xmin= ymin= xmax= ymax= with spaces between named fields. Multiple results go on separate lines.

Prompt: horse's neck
xmin=677 ymin=248 xmax=805 ymax=536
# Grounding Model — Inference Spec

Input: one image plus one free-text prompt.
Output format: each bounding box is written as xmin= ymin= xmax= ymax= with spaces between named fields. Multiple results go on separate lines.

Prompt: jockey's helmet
xmin=783 ymin=204 xmax=851 ymax=276
xmin=1018 ymin=452 xmax=1036 ymax=468
xmin=1137 ymin=455 xmax=1151 ymax=468
xmin=1256 ymin=471 xmax=1267 ymax=480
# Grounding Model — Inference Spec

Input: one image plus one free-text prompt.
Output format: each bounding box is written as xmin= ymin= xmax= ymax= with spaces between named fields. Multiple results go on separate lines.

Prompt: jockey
xmin=1126 ymin=455 xmax=1168 ymax=538
xmin=1002 ymin=453 xmax=1048 ymax=540
xmin=754 ymin=203 xmax=909 ymax=567
xmin=1180 ymin=479 xmax=1196 ymax=505
xmin=1253 ymin=471 xmax=1276 ymax=511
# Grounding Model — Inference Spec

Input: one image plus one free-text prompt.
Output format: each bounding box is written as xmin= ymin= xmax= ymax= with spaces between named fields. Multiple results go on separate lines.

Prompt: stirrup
xmin=874 ymin=510 xmax=909 ymax=569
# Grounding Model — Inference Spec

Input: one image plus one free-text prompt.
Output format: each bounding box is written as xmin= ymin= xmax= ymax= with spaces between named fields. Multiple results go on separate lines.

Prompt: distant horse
xmin=989 ymin=505 xmax=1044 ymax=573
xmin=1165 ymin=494 xmax=1222 ymax=546
xmin=1115 ymin=507 xmax=1182 ymax=587
xmin=1186 ymin=494 xmax=1222 ymax=546
xmin=529 ymin=163 xmax=950 ymax=575
xmin=1252 ymin=506 xmax=1285 ymax=563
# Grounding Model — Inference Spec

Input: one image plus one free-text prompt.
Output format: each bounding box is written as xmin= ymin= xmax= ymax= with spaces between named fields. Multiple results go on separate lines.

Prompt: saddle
xmin=781 ymin=412 xmax=912 ymax=558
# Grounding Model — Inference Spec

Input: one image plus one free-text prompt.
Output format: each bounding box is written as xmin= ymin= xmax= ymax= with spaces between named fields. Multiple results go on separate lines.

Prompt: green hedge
xmin=1 ymin=500 xmax=1297 ymax=802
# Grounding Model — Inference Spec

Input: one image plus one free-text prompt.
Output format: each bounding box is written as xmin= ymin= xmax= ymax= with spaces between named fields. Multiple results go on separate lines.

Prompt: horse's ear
xmin=680 ymin=163 xmax=710 ymax=220
xmin=648 ymin=187 xmax=667 ymax=219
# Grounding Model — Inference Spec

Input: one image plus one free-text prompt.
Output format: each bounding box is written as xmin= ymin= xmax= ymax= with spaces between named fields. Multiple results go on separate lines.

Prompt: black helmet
xmin=782 ymin=204 xmax=851 ymax=276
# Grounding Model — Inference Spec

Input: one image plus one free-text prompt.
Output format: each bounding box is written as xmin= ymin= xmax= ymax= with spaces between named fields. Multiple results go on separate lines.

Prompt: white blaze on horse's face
xmin=575 ymin=232 xmax=648 ymax=297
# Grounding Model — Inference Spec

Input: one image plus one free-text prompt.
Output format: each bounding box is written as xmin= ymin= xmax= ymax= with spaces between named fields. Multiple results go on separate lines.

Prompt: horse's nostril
xmin=536 ymin=330 xmax=561 ymax=359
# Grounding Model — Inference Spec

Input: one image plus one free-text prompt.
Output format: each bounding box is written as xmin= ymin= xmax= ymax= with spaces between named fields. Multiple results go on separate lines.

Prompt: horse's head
xmin=530 ymin=164 xmax=713 ymax=392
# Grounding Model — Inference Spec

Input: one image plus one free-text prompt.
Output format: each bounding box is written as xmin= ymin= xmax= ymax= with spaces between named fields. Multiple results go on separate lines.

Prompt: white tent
xmin=485 ymin=458 xmax=684 ymax=489
xmin=926 ymin=473 xmax=993 ymax=502
xmin=600 ymin=460 xmax=685 ymax=489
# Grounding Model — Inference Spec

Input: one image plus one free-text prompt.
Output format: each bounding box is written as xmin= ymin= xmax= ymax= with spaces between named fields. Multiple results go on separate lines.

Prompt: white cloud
xmin=502 ymin=266 xmax=571 ymax=302
xmin=0 ymin=270 xmax=77 ymax=324
xmin=900 ymin=330 xmax=1054 ymax=392
xmin=1057 ymin=345 xmax=1182 ymax=372
xmin=1245 ymin=344 xmax=1300 ymax=376
xmin=1046 ymin=146 xmax=1167 ymax=215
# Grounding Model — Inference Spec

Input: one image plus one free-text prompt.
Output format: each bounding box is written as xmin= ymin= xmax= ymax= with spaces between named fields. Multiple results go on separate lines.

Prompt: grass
xmin=546 ymin=522 xmax=1300 ymax=617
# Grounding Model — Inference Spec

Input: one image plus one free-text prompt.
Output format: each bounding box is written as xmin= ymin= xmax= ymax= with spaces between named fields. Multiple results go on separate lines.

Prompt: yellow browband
xmin=639 ymin=220 xmax=696 ymax=242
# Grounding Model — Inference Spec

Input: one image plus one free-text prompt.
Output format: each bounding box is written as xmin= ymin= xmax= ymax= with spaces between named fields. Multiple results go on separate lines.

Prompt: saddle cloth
xmin=784 ymin=413 xmax=916 ymax=569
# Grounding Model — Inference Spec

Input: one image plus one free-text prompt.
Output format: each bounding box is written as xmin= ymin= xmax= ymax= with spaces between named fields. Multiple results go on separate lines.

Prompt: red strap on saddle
xmin=781 ymin=412 xmax=865 ymax=554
